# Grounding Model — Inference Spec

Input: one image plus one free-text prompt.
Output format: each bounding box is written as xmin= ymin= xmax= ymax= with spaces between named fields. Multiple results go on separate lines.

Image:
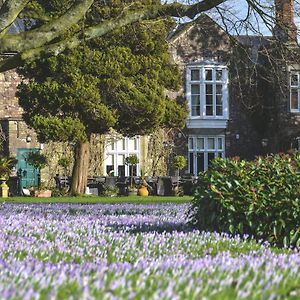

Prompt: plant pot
xmin=138 ymin=186 xmax=149 ymax=196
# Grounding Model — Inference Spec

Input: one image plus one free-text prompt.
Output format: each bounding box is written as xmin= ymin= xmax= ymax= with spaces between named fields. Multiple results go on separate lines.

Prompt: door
xmin=16 ymin=148 xmax=40 ymax=189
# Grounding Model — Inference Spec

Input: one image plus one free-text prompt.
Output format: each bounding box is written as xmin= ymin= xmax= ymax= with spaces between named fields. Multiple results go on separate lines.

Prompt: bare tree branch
xmin=0 ymin=0 xmax=93 ymax=53
xmin=0 ymin=0 xmax=30 ymax=37
xmin=0 ymin=0 xmax=283 ymax=73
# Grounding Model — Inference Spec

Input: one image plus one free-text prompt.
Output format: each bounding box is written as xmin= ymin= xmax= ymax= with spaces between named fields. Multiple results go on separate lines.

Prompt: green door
xmin=16 ymin=148 xmax=40 ymax=189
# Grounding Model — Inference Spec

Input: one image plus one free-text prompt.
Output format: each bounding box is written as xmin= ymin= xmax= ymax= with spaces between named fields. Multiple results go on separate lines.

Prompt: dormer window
xmin=186 ymin=64 xmax=229 ymax=119
xmin=291 ymin=72 xmax=300 ymax=112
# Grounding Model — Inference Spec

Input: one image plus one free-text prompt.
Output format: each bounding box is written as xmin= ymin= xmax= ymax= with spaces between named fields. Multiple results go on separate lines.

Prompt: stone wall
xmin=0 ymin=70 xmax=23 ymax=119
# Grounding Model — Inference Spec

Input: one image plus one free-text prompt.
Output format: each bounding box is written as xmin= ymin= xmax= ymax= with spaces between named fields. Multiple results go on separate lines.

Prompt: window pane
xmin=197 ymin=138 xmax=204 ymax=150
xmin=207 ymin=138 xmax=215 ymax=149
xmin=191 ymin=69 xmax=200 ymax=81
xmin=197 ymin=153 xmax=204 ymax=173
xmin=191 ymin=95 xmax=200 ymax=105
xmin=106 ymin=154 xmax=114 ymax=175
xmin=106 ymin=165 xmax=114 ymax=175
xmin=191 ymin=84 xmax=200 ymax=94
xmin=189 ymin=153 xmax=194 ymax=175
xmin=216 ymin=94 xmax=222 ymax=105
xmin=188 ymin=138 xmax=194 ymax=150
xmin=117 ymin=139 xmax=125 ymax=151
xmin=206 ymin=84 xmax=213 ymax=94
xmin=108 ymin=139 xmax=115 ymax=151
xmin=192 ymin=106 xmax=200 ymax=116
xmin=291 ymin=90 xmax=299 ymax=109
xmin=291 ymin=74 xmax=298 ymax=86
xmin=107 ymin=154 xmax=114 ymax=165
xmin=218 ymin=138 xmax=223 ymax=150
xmin=133 ymin=138 xmax=138 ymax=150
xmin=206 ymin=95 xmax=213 ymax=105
xmin=128 ymin=139 xmax=135 ymax=151
xmin=206 ymin=106 xmax=213 ymax=116
xmin=118 ymin=165 xmax=125 ymax=176
xmin=117 ymin=154 xmax=124 ymax=165
xmin=208 ymin=152 xmax=215 ymax=167
xmin=216 ymin=84 xmax=222 ymax=94
xmin=216 ymin=106 xmax=223 ymax=116
xmin=205 ymin=69 xmax=212 ymax=81
xmin=216 ymin=69 xmax=223 ymax=81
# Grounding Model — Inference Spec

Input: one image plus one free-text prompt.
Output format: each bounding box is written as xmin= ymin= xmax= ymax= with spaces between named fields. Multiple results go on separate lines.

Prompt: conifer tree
xmin=17 ymin=0 xmax=187 ymax=195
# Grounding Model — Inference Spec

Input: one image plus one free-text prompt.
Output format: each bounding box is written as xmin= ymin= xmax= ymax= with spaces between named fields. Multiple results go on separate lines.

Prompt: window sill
xmin=187 ymin=118 xmax=228 ymax=129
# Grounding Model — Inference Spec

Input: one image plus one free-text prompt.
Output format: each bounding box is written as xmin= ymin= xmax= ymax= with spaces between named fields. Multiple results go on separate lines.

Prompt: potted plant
xmin=173 ymin=155 xmax=186 ymax=196
xmin=26 ymin=151 xmax=51 ymax=197
xmin=0 ymin=156 xmax=17 ymax=180
xmin=173 ymin=155 xmax=186 ymax=176
xmin=138 ymin=167 xmax=149 ymax=196
xmin=125 ymin=154 xmax=139 ymax=196
xmin=0 ymin=156 xmax=17 ymax=197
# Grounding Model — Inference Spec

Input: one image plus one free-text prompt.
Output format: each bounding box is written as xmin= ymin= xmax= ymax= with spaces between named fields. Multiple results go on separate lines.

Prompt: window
xmin=290 ymin=72 xmax=300 ymax=112
xmin=104 ymin=136 xmax=140 ymax=176
xmin=188 ymin=136 xmax=225 ymax=175
xmin=187 ymin=64 xmax=228 ymax=118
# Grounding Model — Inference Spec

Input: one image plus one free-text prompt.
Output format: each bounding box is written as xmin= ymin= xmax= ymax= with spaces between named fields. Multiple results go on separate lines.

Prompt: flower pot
xmin=138 ymin=186 xmax=149 ymax=196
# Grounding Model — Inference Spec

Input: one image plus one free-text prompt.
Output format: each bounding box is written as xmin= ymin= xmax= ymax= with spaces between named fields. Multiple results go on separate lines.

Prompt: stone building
xmin=168 ymin=0 xmax=300 ymax=176
xmin=0 ymin=0 xmax=299 ymax=185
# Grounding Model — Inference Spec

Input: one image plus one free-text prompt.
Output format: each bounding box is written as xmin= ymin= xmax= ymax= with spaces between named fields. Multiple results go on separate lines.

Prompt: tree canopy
xmin=16 ymin=0 xmax=188 ymax=194
xmin=0 ymin=0 xmax=271 ymax=73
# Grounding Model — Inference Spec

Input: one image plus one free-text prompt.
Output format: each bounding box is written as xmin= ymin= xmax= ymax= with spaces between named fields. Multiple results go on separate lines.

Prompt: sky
xmin=167 ymin=0 xmax=274 ymax=35
xmin=166 ymin=0 xmax=300 ymax=36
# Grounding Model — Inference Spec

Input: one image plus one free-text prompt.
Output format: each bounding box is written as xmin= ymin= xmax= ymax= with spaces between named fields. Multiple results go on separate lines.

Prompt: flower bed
xmin=0 ymin=203 xmax=299 ymax=299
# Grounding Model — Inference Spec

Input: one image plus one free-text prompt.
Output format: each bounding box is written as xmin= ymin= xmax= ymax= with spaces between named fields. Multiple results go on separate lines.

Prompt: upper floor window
xmin=186 ymin=64 xmax=228 ymax=118
xmin=291 ymin=72 xmax=300 ymax=112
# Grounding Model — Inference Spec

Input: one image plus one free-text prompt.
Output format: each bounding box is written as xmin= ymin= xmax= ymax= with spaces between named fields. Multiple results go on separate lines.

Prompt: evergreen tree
xmin=17 ymin=0 xmax=187 ymax=195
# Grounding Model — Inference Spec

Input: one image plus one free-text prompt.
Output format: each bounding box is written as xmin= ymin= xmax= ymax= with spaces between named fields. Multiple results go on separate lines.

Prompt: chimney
xmin=274 ymin=0 xmax=297 ymax=42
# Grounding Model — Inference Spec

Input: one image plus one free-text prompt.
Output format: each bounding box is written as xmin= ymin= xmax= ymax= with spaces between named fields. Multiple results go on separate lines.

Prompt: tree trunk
xmin=70 ymin=141 xmax=90 ymax=196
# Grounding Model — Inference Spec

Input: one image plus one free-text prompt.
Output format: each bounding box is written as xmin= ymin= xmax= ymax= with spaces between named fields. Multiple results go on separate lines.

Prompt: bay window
xmin=187 ymin=64 xmax=228 ymax=119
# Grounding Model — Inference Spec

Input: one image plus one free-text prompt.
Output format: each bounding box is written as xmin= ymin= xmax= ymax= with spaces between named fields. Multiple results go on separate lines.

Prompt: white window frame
xmin=188 ymin=135 xmax=225 ymax=175
xmin=186 ymin=63 xmax=229 ymax=120
xmin=290 ymin=71 xmax=300 ymax=113
xmin=104 ymin=136 xmax=140 ymax=176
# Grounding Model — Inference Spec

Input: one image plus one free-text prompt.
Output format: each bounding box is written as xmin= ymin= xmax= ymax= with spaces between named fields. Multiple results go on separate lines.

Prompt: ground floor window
xmin=188 ymin=135 xmax=225 ymax=175
xmin=104 ymin=136 xmax=140 ymax=176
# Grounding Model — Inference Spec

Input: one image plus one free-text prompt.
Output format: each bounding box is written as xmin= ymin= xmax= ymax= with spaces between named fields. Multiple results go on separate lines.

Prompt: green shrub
xmin=188 ymin=153 xmax=300 ymax=248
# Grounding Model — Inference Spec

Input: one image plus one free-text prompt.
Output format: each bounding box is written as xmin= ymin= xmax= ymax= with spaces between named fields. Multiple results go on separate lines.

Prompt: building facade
xmin=168 ymin=0 xmax=300 ymax=176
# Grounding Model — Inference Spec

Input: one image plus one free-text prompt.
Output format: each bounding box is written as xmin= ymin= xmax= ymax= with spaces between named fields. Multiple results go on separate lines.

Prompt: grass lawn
xmin=5 ymin=195 xmax=193 ymax=204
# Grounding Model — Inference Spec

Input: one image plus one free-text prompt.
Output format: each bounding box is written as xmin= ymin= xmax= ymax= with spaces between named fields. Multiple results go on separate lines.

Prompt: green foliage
xmin=26 ymin=151 xmax=48 ymax=170
xmin=101 ymin=186 xmax=119 ymax=197
xmin=173 ymin=155 xmax=186 ymax=171
xmin=17 ymin=0 xmax=187 ymax=144
xmin=58 ymin=157 xmax=71 ymax=169
xmin=0 ymin=156 xmax=17 ymax=179
xmin=125 ymin=154 xmax=139 ymax=166
xmin=189 ymin=153 xmax=300 ymax=248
